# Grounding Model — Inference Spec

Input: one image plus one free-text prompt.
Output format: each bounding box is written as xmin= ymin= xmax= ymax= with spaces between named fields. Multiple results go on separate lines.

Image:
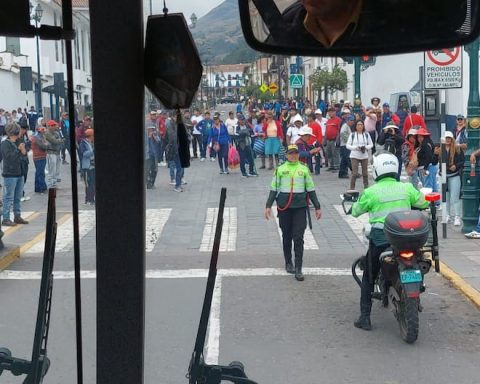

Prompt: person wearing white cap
xmin=314 ymin=109 xmax=326 ymax=139
xmin=440 ymin=131 xmax=465 ymax=226
xmin=286 ymin=115 xmax=303 ymax=146
xmin=295 ymin=126 xmax=321 ymax=172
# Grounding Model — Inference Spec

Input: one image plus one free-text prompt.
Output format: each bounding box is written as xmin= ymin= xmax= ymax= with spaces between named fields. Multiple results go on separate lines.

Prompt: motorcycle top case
xmin=384 ymin=211 xmax=429 ymax=250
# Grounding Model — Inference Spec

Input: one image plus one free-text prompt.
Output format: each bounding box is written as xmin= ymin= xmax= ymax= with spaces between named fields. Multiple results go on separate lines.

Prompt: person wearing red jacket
xmin=262 ymin=110 xmax=284 ymax=169
xmin=325 ymin=107 xmax=342 ymax=170
xmin=307 ymin=112 xmax=323 ymax=174
xmin=402 ymin=105 xmax=427 ymax=137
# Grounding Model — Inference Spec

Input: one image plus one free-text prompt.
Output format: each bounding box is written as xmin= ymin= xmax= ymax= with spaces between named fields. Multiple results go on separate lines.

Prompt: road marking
xmin=205 ymin=276 xmax=222 ymax=365
xmin=3 ymin=212 xmax=38 ymax=235
xmin=271 ymin=206 xmax=318 ymax=250
xmin=19 ymin=213 xmax=73 ymax=254
xmin=146 ymin=209 xmax=171 ymax=252
xmin=0 ymin=267 xmax=351 ymax=280
xmin=200 ymin=208 xmax=237 ymax=252
xmin=25 ymin=211 xmax=96 ymax=254
xmin=333 ymin=205 xmax=369 ymax=247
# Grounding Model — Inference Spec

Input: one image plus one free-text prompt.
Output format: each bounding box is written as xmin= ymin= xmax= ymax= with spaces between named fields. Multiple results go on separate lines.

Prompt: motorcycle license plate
xmin=400 ymin=269 xmax=422 ymax=284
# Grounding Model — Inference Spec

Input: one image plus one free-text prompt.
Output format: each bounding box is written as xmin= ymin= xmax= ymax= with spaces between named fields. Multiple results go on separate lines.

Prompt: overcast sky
xmin=148 ymin=0 xmax=225 ymax=19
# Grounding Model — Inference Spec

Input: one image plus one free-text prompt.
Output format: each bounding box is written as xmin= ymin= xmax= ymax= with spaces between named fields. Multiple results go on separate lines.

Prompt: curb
xmin=0 ymin=246 xmax=20 ymax=271
xmin=439 ymin=260 xmax=480 ymax=310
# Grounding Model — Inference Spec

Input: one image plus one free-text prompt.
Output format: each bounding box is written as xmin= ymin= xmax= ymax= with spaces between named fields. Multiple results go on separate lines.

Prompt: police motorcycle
xmin=341 ymin=161 xmax=441 ymax=344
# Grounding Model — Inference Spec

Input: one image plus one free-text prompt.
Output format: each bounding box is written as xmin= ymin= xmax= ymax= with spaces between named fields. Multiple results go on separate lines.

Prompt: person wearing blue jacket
xmin=197 ymin=111 xmax=214 ymax=161
xmin=209 ymin=115 xmax=231 ymax=174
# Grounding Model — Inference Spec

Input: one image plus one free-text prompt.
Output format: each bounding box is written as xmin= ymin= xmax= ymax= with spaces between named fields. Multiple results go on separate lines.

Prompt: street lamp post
xmin=30 ymin=2 xmax=43 ymax=116
xmin=462 ymin=39 xmax=480 ymax=232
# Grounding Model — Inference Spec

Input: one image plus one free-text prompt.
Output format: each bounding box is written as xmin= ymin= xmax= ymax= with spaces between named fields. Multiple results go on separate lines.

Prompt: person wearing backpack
xmin=346 ymin=120 xmax=373 ymax=190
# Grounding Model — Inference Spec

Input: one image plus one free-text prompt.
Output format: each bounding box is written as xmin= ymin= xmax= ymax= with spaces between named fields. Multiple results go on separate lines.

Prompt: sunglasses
xmin=457 ymin=118 xmax=464 ymax=121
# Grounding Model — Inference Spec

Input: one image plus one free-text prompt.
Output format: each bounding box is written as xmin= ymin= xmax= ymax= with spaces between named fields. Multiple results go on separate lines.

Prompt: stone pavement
xmin=1 ymin=150 xmax=479 ymax=308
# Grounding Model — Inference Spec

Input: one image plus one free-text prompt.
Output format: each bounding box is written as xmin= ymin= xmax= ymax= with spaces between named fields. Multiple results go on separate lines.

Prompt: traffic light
xmin=360 ymin=55 xmax=376 ymax=65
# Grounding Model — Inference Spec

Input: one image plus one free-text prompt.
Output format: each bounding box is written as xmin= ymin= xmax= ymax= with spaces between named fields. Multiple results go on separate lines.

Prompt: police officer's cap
xmin=287 ymin=144 xmax=299 ymax=154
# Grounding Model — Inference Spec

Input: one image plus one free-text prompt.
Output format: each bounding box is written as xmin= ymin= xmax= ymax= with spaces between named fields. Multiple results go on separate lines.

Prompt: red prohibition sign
xmin=427 ymin=47 xmax=460 ymax=66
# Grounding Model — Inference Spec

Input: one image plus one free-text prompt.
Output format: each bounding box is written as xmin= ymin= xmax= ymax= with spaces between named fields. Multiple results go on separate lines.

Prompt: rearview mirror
xmin=239 ymin=0 xmax=480 ymax=56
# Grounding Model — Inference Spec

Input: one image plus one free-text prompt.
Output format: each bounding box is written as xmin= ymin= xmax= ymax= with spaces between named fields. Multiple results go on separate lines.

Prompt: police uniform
xmin=352 ymin=175 xmax=428 ymax=330
xmin=266 ymin=145 xmax=321 ymax=281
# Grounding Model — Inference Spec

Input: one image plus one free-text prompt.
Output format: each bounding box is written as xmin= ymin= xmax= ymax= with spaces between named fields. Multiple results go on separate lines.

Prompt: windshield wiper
xmin=187 ymin=188 xmax=258 ymax=384
xmin=0 ymin=189 xmax=57 ymax=384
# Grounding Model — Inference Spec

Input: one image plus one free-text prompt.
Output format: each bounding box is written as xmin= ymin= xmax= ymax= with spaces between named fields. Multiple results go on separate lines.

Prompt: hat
xmin=443 ymin=131 xmax=454 ymax=139
xmin=407 ymin=128 xmax=418 ymax=137
xmin=286 ymin=144 xmax=299 ymax=154
xmin=382 ymin=102 xmax=390 ymax=108
xmin=47 ymin=120 xmax=58 ymax=127
xmin=85 ymin=128 xmax=94 ymax=137
xmin=416 ymin=128 xmax=431 ymax=136
xmin=383 ymin=122 xmax=398 ymax=131
xmin=293 ymin=116 xmax=303 ymax=124
xmin=156 ymin=110 xmax=162 ymax=114
xmin=314 ymin=109 xmax=322 ymax=115
xmin=150 ymin=111 xmax=157 ymax=114
xmin=371 ymin=97 xmax=380 ymax=103
xmin=298 ymin=126 xmax=315 ymax=137
xmin=343 ymin=100 xmax=351 ymax=105
xmin=456 ymin=114 xmax=465 ymax=119
xmin=341 ymin=108 xmax=351 ymax=114
xmin=346 ymin=115 xmax=355 ymax=122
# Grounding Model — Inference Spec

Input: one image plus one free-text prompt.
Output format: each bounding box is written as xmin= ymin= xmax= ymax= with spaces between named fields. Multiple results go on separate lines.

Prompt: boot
xmin=259 ymin=156 xmax=266 ymax=169
xmin=354 ymin=314 xmax=371 ymax=331
xmin=294 ymin=257 xmax=304 ymax=281
xmin=14 ymin=216 xmax=29 ymax=225
xmin=354 ymin=303 xmax=372 ymax=330
xmin=267 ymin=156 xmax=274 ymax=170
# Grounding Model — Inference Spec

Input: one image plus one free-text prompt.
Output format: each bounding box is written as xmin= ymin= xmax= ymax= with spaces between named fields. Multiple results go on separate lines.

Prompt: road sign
xmin=269 ymin=83 xmax=278 ymax=93
xmin=289 ymin=74 xmax=304 ymax=88
xmin=424 ymin=47 xmax=462 ymax=89
xmin=259 ymin=84 xmax=268 ymax=93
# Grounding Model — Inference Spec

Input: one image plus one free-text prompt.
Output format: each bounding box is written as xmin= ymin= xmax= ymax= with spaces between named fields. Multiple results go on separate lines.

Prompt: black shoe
xmin=14 ymin=216 xmax=29 ymax=225
xmin=294 ymin=268 xmax=304 ymax=281
xmin=354 ymin=315 xmax=372 ymax=331
xmin=2 ymin=219 xmax=17 ymax=227
xmin=285 ymin=262 xmax=295 ymax=274
xmin=339 ymin=175 xmax=349 ymax=179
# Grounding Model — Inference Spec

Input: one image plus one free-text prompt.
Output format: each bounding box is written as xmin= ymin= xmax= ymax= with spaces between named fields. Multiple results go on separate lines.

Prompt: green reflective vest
xmin=352 ymin=177 xmax=429 ymax=229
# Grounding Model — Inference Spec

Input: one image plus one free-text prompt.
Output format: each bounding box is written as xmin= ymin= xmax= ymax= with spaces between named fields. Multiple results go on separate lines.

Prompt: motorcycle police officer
xmin=265 ymin=144 xmax=322 ymax=281
xmin=351 ymin=152 xmax=428 ymax=330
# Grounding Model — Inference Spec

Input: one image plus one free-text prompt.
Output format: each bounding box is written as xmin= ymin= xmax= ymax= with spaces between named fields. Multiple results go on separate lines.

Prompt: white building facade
xmin=0 ymin=0 xmax=91 ymax=119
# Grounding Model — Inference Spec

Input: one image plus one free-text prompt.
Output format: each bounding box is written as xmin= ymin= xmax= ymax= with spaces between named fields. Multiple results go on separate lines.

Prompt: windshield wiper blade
xmin=0 ymin=189 xmax=57 ymax=383
xmin=187 ymin=188 xmax=258 ymax=384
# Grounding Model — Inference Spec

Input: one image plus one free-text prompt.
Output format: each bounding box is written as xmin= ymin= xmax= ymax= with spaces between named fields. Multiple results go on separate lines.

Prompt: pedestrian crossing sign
xmin=289 ymin=74 xmax=304 ymax=88
xmin=259 ymin=84 xmax=269 ymax=93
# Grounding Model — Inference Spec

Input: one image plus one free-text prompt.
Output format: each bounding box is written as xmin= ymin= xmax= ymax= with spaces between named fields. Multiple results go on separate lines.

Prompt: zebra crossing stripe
xmin=146 ymin=209 xmax=171 ymax=252
xmin=25 ymin=210 xmax=97 ymax=254
xmin=271 ymin=206 xmax=319 ymax=250
xmin=200 ymin=208 xmax=237 ymax=252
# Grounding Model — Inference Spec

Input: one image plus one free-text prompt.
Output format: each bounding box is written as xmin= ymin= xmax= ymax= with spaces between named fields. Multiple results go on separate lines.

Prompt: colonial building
xmin=0 ymin=0 xmax=91 ymax=119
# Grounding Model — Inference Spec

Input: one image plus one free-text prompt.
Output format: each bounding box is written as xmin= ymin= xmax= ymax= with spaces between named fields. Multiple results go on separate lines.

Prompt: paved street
xmin=1 ymin=125 xmax=480 ymax=383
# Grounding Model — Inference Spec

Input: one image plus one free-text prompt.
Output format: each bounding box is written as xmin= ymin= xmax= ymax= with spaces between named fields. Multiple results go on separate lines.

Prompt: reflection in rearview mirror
xmin=239 ymin=0 xmax=479 ymax=56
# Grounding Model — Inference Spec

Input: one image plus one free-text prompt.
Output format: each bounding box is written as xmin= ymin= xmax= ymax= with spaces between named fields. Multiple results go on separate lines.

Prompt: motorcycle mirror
xmin=239 ymin=0 xmax=479 ymax=56
xmin=144 ymin=13 xmax=203 ymax=109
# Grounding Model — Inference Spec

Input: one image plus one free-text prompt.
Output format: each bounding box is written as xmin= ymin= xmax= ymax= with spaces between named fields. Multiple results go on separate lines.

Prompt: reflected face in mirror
xmin=243 ymin=0 xmax=474 ymax=56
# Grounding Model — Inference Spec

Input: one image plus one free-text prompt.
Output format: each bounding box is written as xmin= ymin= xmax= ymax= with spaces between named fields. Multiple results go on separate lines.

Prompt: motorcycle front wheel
xmin=398 ymin=287 xmax=419 ymax=344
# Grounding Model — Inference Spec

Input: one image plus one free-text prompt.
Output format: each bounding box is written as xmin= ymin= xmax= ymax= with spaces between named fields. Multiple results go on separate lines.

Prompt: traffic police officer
xmin=265 ymin=144 xmax=322 ymax=281
xmin=351 ymin=153 xmax=428 ymax=330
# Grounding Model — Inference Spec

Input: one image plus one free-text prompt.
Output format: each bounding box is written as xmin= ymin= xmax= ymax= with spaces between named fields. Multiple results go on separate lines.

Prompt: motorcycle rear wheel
xmin=398 ymin=288 xmax=419 ymax=344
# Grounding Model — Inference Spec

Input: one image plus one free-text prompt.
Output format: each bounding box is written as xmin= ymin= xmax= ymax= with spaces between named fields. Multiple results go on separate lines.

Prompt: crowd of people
xmin=0 ymin=106 xmax=95 ymax=234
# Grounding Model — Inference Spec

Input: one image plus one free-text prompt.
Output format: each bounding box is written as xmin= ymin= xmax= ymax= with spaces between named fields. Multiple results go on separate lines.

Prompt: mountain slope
xmin=192 ymin=0 xmax=259 ymax=64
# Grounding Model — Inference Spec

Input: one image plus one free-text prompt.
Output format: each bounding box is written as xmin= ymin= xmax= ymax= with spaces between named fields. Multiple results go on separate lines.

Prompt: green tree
xmin=310 ymin=65 xmax=348 ymax=102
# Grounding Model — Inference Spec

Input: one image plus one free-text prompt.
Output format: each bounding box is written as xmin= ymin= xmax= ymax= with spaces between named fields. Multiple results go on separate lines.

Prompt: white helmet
xmin=372 ymin=153 xmax=398 ymax=181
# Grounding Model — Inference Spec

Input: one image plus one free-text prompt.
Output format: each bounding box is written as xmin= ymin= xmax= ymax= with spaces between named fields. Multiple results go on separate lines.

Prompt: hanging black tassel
xmin=176 ymin=109 xmax=191 ymax=168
